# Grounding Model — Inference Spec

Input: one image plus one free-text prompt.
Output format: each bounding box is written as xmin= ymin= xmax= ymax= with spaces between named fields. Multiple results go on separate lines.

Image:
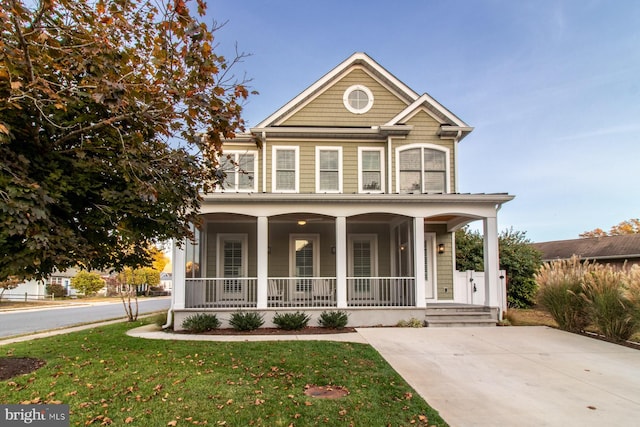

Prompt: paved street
xmin=0 ymin=297 xmax=170 ymax=338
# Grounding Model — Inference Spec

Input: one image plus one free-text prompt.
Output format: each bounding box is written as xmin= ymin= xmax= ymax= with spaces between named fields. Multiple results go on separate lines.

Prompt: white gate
xmin=453 ymin=270 xmax=506 ymax=306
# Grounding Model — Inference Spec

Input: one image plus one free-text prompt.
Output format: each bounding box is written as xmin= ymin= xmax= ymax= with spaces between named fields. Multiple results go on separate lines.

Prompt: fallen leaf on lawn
xmin=124 ymin=417 xmax=134 ymax=424
xmin=304 ymin=401 xmax=312 ymax=406
xmin=167 ymin=421 xmax=177 ymax=426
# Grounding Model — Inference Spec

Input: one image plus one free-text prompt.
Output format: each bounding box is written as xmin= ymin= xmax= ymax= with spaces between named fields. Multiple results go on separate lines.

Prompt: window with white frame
xmin=316 ymin=147 xmax=342 ymax=193
xmin=358 ymin=147 xmax=384 ymax=193
xmin=343 ymin=85 xmax=374 ymax=114
xmin=397 ymin=145 xmax=449 ymax=193
xmin=219 ymin=151 xmax=257 ymax=192
xmin=272 ymin=146 xmax=299 ymax=192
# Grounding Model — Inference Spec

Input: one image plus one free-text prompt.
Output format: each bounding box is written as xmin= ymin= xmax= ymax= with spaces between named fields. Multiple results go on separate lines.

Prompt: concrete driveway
xmin=356 ymin=326 xmax=640 ymax=427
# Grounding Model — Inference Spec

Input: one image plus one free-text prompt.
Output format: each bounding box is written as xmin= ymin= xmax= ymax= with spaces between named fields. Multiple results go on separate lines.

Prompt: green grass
xmin=0 ymin=321 xmax=447 ymax=426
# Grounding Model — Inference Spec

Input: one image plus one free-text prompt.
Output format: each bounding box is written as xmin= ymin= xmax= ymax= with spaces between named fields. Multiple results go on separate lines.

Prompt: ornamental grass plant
xmin=535 ymin=256 xmax=591 ymax=332
xmin=581 ymin=264 xmax=638 ymax=341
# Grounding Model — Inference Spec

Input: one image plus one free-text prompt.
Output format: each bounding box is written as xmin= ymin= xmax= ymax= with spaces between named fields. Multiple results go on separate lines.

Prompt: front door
xmin=348 ymin=234 xmax=378 ymax=301
xmin=424 ymin=233 xmax=436 ymax=300
xmin=290 ymin=235 xmax=319 ymax=300
xmin=218 ymin=234 xmax=247 ymax=301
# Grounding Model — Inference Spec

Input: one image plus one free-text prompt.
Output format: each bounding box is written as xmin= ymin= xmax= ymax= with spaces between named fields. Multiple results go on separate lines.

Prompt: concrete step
xmin=425 ymin=318 xmax=497 ymax=327
xmin=425 ymin=305 xmax=498 ymax=327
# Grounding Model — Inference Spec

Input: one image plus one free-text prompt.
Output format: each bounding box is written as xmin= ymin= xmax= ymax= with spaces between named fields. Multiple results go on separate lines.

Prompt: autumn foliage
xmin=580 ymin=218 xmax=640 ymax=238
xmin=0 ymin=0 xmax=256 ymax=281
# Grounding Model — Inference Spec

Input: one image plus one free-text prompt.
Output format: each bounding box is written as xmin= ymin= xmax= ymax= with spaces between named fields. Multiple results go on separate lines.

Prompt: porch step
xmin=425 ymin=305 xmax=497 ymax=327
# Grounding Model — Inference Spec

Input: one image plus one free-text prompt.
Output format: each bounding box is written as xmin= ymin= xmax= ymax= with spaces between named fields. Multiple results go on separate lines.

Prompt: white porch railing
xmin=185 ymin=278 xmax=258 ymax=308
xmin=185 ymin=277 xmax=417 ymax=309
xmin=347 ymin=277 xmax=415 ymax=307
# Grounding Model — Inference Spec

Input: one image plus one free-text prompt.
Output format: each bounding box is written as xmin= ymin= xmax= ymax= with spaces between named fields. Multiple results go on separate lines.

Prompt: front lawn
xmin=0 ymin=321 xmax=446 ymax=426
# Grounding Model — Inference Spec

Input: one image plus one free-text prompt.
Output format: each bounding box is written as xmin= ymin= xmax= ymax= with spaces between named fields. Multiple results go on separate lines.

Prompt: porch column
xmin=483 ymin=216 xmax=501 ymax=310
xmin=335 ymin=216 xmax=347 ymax=308
xmin=256 ymin=216 xmax=269 ymax=308
xmin=413 ymin=217 xmax=426 ymax=307
xmin=172 ymin=239 xmax=186 ymax=309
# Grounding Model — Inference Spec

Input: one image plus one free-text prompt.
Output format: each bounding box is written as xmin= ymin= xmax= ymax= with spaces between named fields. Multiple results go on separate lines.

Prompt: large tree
xmin=0 ymin=0 xmax=255 ymax=281
xmin=455 ymin=226 xmax=542 ymax=308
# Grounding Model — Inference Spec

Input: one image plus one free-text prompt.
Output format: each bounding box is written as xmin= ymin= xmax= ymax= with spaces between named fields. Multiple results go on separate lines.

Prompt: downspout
xmin=162 ymin=240 xmax=175 ymax=329
xmin=387 ymin=136 xmax=392 ymax=193
xmin=453 ymin=130 xmax=462 ymax=193
xmin=262 ymin=131 xmax=267 ymax=193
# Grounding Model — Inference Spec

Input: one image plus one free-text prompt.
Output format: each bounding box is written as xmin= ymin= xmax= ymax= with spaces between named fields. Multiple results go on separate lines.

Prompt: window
xmin=397 ymin=145 xmax=449 ymax=193
xmin=343 ymin=85 xmax=374 ymax=114
xmin=220 ymin=151 xmax=257 ymax=192
xmin=272 ymin=146 xmax=299 ymax=192
xmin=316 ymin=147 xmax=342 ymax=193
xmin=358 ymin=147 xmax=384 ymax=193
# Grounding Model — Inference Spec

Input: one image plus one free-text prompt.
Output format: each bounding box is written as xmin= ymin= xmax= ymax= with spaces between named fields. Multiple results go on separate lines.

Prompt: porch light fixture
xmin=438 ymin=243 xmax=445 ymax=254
xmin=297 ymin=220 xmax=307 ymax=226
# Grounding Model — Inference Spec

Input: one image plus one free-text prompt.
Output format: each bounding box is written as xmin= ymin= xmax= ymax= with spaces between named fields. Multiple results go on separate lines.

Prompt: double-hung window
xmin=315 ymin=147 xmax=342 ymax=193
xmin=272 ymin=146 xmax=299 ymax=192
xmin=397 ymin=145 xmax=449 ymax=193
xmin=219 ymin=151 xmax=257 ymax=192
xmin=358 ymin=147 xmax=384 ymax=193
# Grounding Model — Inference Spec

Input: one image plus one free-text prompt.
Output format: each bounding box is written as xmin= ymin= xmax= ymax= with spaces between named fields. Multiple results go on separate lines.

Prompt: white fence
xmin=453 ymin=270 xmax=506 ymax=306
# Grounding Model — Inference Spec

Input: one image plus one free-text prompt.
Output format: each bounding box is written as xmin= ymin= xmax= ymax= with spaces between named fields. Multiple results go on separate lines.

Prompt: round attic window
xmin=343 ymin=85 xmax=374 ymax=114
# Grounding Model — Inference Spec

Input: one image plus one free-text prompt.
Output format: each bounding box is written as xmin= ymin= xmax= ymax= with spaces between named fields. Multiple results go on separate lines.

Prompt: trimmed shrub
xmin=273 ymin=311 xmax=310 ymax=330
xmin=46 ymin=283 xmax=67 ymax=298
xmin=396 ymin=318 xmax=424 ymax=328
xmin=181 ymin=313 xmax=221 ymax=333
xmin=229 ymin=311 xmax=264 ymax=331
xmin=318 ymin=310 xmax=349 ymax=329
xmin=535 ymin=256 xmax=590 ymax=332
xmin=582 ymin=264 xmax=640 ymax=342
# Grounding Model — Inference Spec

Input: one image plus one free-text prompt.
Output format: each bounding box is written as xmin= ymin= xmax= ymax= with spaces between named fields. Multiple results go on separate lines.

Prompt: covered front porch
xmin=170 ymin=193 xmax=512 ymax=328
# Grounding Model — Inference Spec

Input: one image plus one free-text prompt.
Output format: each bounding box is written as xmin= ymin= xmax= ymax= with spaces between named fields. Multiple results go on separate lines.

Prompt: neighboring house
xmin=170 ymin=52 xmax=514 ymax=328
xmin=532 ymin=234 xmax=640 ymax=269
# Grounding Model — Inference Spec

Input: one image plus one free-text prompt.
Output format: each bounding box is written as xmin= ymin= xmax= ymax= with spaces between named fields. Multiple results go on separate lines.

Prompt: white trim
xmin=271 ymin=145 xmax=299 ymax=193
xmin=395 ymin=143 xmax=451 ymax=194
xmin=357 ymin=147 xmax=385 ymax=193
xmin=256 ymin=52 xmax=419 ymax=128
xmin=386 ymin=93 xmax=470 ymax=128
xmin=343 ymin=84 xmax=374 ymax=114
xmin=217 ymin=150 xmax=258 ymax=193
xmin=315 ymin=146 xmax=343 ymax=193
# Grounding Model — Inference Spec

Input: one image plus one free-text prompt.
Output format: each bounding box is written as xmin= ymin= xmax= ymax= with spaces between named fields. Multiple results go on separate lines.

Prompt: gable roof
xmin=253 ymin=52 xmax=469 ymax=133
xmin=531 ymin=234 xmax=640 ymax=262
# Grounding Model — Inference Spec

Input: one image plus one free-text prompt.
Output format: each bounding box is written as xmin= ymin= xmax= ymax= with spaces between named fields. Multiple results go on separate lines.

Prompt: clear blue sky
xmin=206 ymin=0 xmax=640 ymax=243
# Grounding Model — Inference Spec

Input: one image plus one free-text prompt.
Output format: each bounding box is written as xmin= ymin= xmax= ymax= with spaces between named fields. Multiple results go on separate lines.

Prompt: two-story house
xmin=170 ymin=53 xmax=513 ymax=329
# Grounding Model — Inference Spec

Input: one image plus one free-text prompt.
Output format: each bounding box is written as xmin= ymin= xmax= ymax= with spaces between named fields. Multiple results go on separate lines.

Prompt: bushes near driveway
xmin=536 ymin=256 xmax=640 ymax=342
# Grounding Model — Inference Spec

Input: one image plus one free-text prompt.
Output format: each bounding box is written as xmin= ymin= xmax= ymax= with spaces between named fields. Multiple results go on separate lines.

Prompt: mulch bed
xmin=176 ymin=326 xmax=357 ymax=335
xmin=0 ymin=357 xmax=46 ymax=381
